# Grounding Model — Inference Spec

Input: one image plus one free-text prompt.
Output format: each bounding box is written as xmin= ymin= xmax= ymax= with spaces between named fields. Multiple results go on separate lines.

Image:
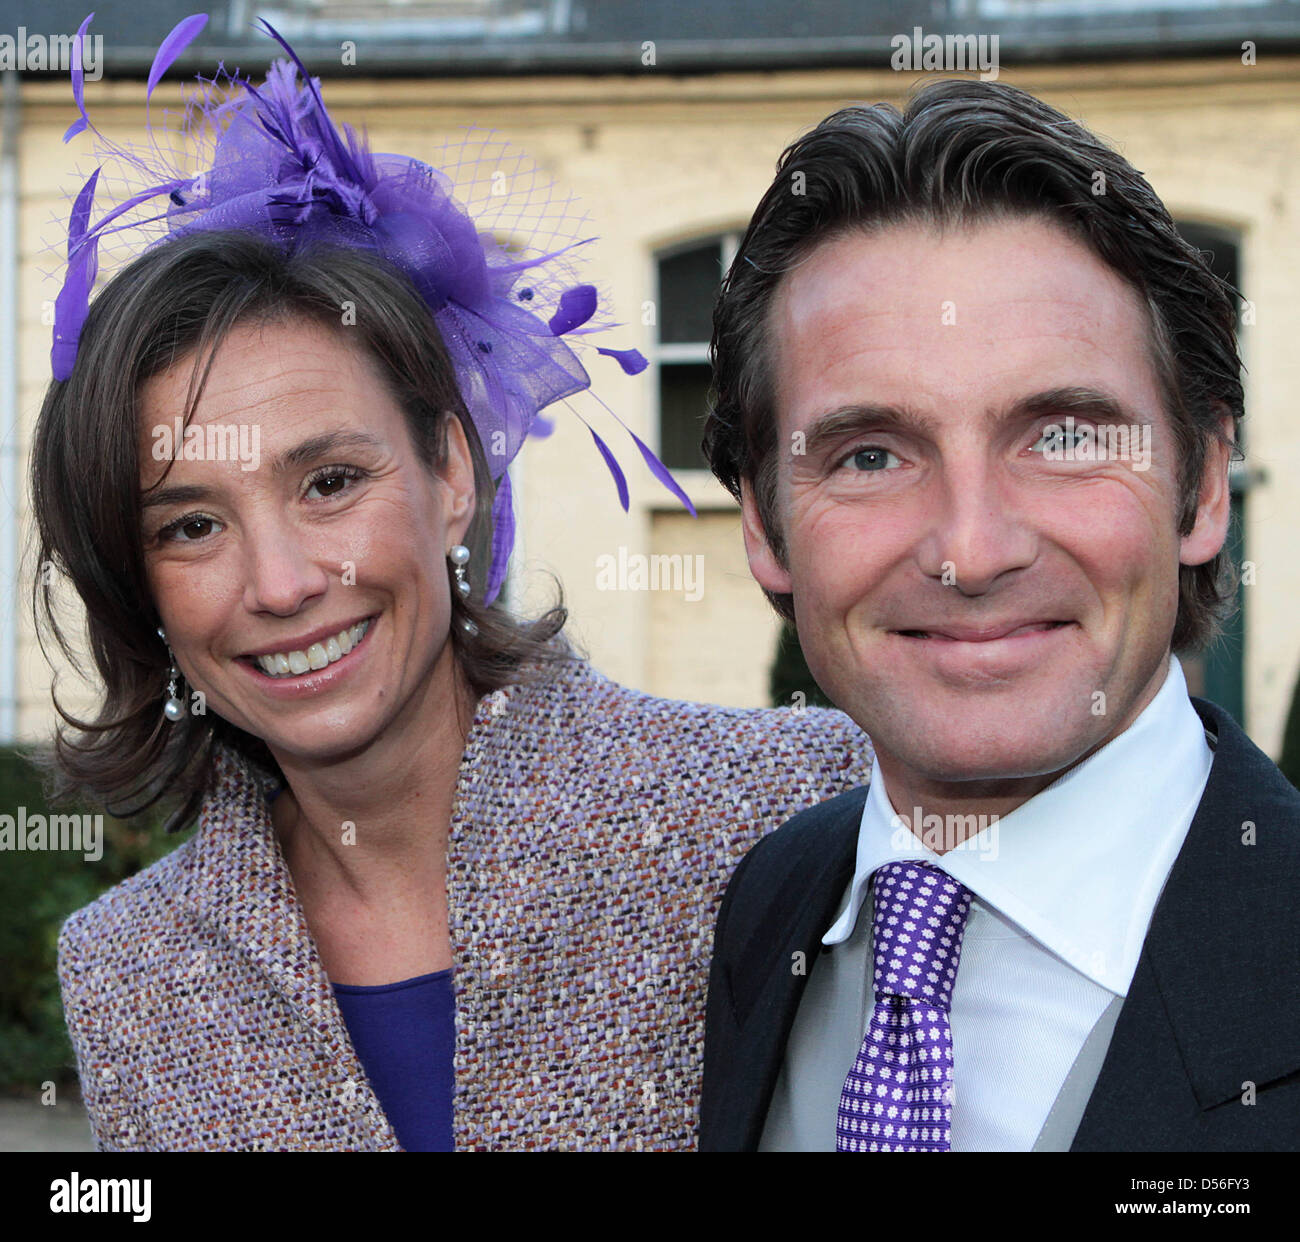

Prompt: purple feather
xmin=62 ymin=12 xmax=96 ymax=143
xmin=146 ymin=14 xmax=209 ymax=101
xmin=485 ymin=472 xmax=514 ymax=604
xmin=51 ymin=246 xmax=100 ymax=381
xmin=491 ymin=235 xmax=593 ymax=278
xmin=253 ymin=17 xmax=367 ymax=188
xmin=625 ymin=425 xmax=697 ymax=517
xmin=51 ymin=167 xmax=102 ymax=379
xmin=585 ymin=423 xmax=630 ymax=512
xmin=595 ymin=346 xmax=647 ymax=375
xmin=66 ymin=166 xmax=100 ymax=257
xmin=73 ymin=177 xmax=191 ymax=240
xmin=548 ymin=285 xmax=598 ymax=336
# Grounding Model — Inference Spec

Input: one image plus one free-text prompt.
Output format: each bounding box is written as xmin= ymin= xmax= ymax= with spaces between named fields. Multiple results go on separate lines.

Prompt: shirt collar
xmin=822 ymin=655 xmax=1213 ymax=996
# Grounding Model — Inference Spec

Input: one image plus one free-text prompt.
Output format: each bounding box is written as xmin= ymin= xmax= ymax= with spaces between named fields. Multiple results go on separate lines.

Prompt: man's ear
xmin=739 ymin=477 xmax=794 ymax=595
xmin=1179 ymin=410 xmax=1234 ymax=568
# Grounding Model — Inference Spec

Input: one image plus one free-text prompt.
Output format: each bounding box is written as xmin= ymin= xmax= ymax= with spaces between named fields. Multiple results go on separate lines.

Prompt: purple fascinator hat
xmin=51 ymin=11 xmax=694 ymax=605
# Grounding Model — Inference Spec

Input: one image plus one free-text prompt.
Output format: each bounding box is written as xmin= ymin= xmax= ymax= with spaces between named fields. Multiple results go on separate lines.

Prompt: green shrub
xmin=0 ymin=747 xmax=189 ymax=1094
xmin=769 ymin=619 xmax=834 ymax=709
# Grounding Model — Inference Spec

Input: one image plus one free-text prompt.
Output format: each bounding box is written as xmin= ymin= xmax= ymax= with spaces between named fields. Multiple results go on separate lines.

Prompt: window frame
xmin=650 ymin=230 xmax=742 ymax=508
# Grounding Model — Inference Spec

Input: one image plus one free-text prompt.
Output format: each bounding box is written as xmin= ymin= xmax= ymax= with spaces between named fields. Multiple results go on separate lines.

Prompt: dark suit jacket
xmin=700 ymin=697 xmax=1300 ymax=1151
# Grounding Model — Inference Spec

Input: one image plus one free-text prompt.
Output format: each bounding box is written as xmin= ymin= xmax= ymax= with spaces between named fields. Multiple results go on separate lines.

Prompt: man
xmin=699 ymin=79 xmax=1300 ymax=1151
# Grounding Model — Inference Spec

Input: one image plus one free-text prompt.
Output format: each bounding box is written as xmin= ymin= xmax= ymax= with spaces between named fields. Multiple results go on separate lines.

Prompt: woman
xmin=36 ymin=15 xmax=872 ymax=1150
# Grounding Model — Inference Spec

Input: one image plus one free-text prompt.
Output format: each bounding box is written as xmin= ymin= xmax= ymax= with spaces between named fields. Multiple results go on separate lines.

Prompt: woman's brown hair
xmin=28 ymin=229 xmax=573 ymax=834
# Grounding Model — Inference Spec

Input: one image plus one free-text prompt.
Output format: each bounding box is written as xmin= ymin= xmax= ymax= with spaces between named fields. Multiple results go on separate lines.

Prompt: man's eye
xmin=1031 ymin=425 xmax=1090 ymax=453
xmin=844 ymin=446 xmax=900 ymax=472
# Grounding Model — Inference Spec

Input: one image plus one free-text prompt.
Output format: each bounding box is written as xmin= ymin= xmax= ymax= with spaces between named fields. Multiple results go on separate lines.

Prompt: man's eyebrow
xmin=139 ymin=429 xmax=387 ymax=512
xmin=799 ymin=386 xmax=1143 ymax=459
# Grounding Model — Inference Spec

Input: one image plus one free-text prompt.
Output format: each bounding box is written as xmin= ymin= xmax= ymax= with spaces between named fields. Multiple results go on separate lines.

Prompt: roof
xmin=16 ymin=0 xmax=1300 ymax=79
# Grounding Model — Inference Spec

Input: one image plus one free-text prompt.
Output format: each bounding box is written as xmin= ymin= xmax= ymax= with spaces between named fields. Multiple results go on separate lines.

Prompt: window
xmin=653 ymin=233 xmax=739 ymax=472
xmin=1171 ymin=220 xmax=1247 ymax=724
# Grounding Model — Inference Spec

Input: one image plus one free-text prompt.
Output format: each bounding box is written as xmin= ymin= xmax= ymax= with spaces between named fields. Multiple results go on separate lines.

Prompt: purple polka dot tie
xmin=836 ymin=860 xmax=974 ymax=1151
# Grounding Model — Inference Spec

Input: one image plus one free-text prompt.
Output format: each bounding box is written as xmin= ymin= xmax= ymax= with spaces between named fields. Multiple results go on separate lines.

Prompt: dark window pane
xmin=1201 ymin=491 xmax=1246 ymax=725
xmin=1172 ymin=220 xmax=1244 ymax=725
xmin=659 ymin=362 xmax=713 ymax=470
xmin=658 ymin=242 xmax=722 ymax=344
xmin=1175 ymin=220 xmax=1239 ymax=291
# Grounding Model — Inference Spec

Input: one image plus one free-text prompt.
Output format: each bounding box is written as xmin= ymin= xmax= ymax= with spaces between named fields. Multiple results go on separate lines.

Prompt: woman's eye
xmin=845 ymin=446 xmax=900 ymax=472
xmin=158 ymin=515 xmax=220 ymax=543
xmin=152 ymin=466 xmax=365 ymax=544
xmin=305 ymin=465 xmax=363 ymax=499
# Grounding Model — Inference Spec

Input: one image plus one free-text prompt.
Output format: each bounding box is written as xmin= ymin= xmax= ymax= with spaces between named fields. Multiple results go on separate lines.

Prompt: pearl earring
xmin=448 ymin=545 xmax=478 ymax=635
xmin=448 ymin=544 xmax=471 ymax=599
xmin=157 ymin=626 xmax=185 ymax=722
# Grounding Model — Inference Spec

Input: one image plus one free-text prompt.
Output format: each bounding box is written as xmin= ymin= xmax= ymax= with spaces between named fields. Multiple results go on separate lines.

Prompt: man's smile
xmin=891 ymin=620 xmax=1073 ymax=642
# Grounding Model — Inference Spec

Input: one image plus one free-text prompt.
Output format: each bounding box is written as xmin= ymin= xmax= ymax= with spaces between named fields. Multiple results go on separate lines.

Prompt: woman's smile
xmin=235 ymin=612 xmax=379 ymax=699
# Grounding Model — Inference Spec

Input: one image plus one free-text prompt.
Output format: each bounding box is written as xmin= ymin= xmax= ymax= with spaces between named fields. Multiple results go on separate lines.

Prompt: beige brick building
xmin=8 ymin=3 xmax=1300 ymax=756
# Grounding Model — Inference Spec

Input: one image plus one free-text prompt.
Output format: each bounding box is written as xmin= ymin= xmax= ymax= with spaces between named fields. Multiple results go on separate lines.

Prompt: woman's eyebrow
xmin=268 ymin=429 xmax=388 ymax=476
xmin=140 ymin=429 xmax=388 ymax=511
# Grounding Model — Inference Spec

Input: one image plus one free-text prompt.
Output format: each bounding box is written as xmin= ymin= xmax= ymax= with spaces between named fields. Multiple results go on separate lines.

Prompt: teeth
xmin=254 ymin=618 xmax=371 ymax=678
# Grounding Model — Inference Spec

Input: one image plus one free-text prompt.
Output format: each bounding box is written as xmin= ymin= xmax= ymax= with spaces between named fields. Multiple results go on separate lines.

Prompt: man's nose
xmin=915 ymin=457 xmax=1038 ymax=595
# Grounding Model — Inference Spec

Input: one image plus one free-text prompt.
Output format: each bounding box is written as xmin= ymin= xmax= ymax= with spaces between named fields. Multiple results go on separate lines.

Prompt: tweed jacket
xmin=57 ymin=657 xmax=872 ymax=1150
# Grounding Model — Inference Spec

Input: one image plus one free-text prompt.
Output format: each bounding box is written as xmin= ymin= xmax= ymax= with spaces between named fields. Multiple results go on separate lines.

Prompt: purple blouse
xmin=268 ymin=783 xmax=454 ymax=1151
xmin=331 ymin=971 xmax=455 ymax=1152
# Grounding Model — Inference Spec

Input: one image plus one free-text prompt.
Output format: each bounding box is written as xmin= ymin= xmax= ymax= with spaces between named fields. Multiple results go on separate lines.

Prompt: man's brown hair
xmin=704 ymin=79 xmax=1243 ymax=652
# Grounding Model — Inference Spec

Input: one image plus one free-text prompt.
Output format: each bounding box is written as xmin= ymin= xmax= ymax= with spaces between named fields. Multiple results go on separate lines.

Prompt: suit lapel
xmin=710 ymin=697 xmax=1300 ymax=1151
xmin=709 ymin=790 xmax=864 ymax=1149
xmin=1072 ymin=697 xmax=1300 ymax=1149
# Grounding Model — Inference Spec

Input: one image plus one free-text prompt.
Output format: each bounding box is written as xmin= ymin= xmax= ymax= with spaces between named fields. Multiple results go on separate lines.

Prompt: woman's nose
xmin=240 ymin=522 xmax=332 ymax=615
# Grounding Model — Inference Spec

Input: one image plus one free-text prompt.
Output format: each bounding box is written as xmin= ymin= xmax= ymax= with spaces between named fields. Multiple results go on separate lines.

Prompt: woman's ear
xmin=440 ymin=414 xmax=477 ymax=547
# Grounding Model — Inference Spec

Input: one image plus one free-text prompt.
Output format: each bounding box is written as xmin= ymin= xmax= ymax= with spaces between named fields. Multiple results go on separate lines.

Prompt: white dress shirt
xmin=761 ymin=654 xmax=1215 ymax=1151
